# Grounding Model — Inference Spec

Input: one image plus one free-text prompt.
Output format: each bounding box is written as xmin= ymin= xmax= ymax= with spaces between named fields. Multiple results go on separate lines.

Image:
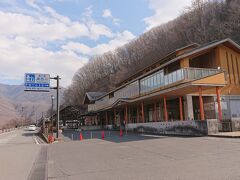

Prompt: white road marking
xmin=33 ymin=136 xmax=39 ymax=145
xmin=140 ymin=134 xmax=165 ymax=138
xmin=0 ymin=134 xmax=17 ymax=145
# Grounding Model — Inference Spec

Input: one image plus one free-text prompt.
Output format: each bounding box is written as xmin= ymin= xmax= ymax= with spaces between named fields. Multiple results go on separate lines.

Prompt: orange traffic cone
xmin=120 ymin=128 xmax=123 ymax=137
xmin=79 ymin=132 xmax=83 ymax=141
xmin=48 ymin=135 xmax=54 ymax=143
xmin=101 ymin=131 xmax=105 ymax=139
xmin=48 ymin=135 xmax=51 ymax=143
xmin=51 ymin=135 xmax=55 ymax=143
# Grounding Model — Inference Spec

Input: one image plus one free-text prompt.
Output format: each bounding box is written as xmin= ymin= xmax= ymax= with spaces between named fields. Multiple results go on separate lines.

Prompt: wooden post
xmin=141 ymin=102 xmax=145 ymax=123
xmin=198 ymin=86 xmax=205 ymax=120
xmin=154 ymin=102 xmax=157 ymax=122
xmin=216 ymin=87 xmax=222 ymax=121
xmin=179 ymin=96 xmax=183 ymax=121
xmin=163 ymin=96 xmax=168 ymax=122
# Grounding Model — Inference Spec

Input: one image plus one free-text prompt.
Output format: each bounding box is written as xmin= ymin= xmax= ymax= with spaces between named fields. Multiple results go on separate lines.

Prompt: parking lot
xmin=48 ymin=130 xmax=240 ymax=180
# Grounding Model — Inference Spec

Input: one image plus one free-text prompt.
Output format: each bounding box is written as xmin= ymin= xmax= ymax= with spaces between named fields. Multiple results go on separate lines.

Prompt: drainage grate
xmin=27 ymin=145 xmax=48 ymax=180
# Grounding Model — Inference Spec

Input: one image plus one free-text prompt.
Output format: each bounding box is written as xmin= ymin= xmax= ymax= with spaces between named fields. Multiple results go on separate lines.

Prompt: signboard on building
xmin=24 ymin=73 xmax=50 ymax=91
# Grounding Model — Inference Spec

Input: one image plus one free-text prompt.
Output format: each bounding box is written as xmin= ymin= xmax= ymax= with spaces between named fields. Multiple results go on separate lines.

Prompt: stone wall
xmin=125 ymin=119 xmax=218 ymax=136
xmin=206 ymin=119 xmax=219 ymax=134
xmin=231 ymin=118 xmax=240 ymax=131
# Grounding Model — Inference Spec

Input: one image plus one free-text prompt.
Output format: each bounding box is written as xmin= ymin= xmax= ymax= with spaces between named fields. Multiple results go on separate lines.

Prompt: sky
xmin=0 ymin=0 xmax=192 ymax=87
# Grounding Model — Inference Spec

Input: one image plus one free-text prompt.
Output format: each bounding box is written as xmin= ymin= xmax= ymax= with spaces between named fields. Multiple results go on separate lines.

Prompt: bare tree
xmin=63 ymin=0 xmax=240 ymax=106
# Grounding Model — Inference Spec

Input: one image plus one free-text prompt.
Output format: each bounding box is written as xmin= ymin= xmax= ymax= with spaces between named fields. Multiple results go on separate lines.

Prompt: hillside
xmin=0 ymin=93 xmax=18 ymax=127
xmin=63 ymin=0 xmax=240 ymax=105
xmin=0 ymin=83 xmax=64 ymax=128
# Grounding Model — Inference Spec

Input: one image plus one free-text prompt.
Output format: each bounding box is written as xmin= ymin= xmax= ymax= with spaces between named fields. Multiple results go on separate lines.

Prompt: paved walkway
xmin=0 ymin=129 xmax=43 ymax=180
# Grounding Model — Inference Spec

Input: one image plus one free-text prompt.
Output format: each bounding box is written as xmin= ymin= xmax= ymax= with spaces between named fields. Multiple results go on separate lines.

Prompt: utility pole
xmin=51 ymin=95 xmax=54 ymax=134
xmin=56 ymin=75 xmax=60 ymax=139
xmin=21 ymin=107 xmax=24 ymax=127
xmin=51 ymin=75 xmax=60 ymax=139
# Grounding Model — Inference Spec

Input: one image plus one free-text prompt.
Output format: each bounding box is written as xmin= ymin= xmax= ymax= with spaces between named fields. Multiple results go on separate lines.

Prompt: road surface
xmin=48 ymin=130 xmax=240 ymax=180
xmin=1 ymin=129 xmax=240 ymax=180
xmin=0 ymin=129 xmax=46 ymax=180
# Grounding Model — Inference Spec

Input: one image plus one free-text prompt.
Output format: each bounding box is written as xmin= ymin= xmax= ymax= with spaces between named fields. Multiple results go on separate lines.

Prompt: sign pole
xmin=56 ymin=75 xmax=60 ymax=139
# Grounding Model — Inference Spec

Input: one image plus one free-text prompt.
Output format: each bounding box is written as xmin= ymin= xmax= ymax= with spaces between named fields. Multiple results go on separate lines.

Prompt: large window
xmin=140 ymin=69 xmax=186 ymax=94
xmin=140 ymin=70 xmax=164 ymax=94
xmin=114 ymin=81 xmax=139 ymax=99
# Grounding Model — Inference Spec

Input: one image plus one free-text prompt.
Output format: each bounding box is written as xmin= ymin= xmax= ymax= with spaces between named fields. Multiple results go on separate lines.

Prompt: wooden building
xmin=83 ymin=39 xmax=240 ymax=134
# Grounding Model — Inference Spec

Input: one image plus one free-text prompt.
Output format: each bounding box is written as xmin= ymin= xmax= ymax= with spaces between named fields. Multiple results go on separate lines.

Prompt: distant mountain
xmin=0 ymin=93 xmax=18 ymax=127
xmin=0 ymin=83 xmax=64 ymax=128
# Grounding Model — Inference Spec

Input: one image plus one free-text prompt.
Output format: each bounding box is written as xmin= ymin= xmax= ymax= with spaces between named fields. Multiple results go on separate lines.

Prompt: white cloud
xmin=102 ymin=9 xmax=112 ymax=18
xmin=144 ymin=0 xmax=192 ymax=30
xmin=25 ymin=0 xmax=42 ymax=11
xmin=0 ymin=5 xmax=115 ymax=42
xmin=0 ymin=3 xmax=135 ymax=87
xmin=62 ymin=30 xmax=135 ymax=56
xmin=0 ymin=36 xmax=88 ymax=86
xmin=102 ymin=9 xmax=120 ymax=25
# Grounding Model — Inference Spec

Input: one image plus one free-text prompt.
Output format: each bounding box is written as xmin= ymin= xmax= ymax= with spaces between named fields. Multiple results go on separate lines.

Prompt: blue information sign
xmin=24 ymin=73 xmax=50 ymax=91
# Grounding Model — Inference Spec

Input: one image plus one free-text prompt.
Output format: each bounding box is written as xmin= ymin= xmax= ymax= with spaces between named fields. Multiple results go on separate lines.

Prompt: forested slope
xmin=64 ymin=0 xmax=240 ymax=105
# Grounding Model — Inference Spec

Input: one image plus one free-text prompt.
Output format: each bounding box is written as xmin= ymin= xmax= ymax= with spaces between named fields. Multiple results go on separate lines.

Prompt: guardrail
xmin=0 ymin=127 xmax=24 ymax=134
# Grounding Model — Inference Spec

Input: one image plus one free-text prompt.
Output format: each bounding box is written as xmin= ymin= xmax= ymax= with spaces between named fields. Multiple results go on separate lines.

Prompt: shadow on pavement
xmin=22 ymin=131 xmax=39 ymax=137
xmin=61 ymin=129 xmax=165 ymax=143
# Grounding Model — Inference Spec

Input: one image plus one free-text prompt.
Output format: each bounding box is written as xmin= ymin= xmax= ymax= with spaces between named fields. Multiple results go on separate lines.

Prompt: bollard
xmin=101 ymin=131 xmax=105 ymax=139
xmin=79 ymin=133 xmax=83 ymax=141
xmin=90 ymin=131 xmax=93 ymax=139
xmin=120 ymin=128 xmax=123 ymax=137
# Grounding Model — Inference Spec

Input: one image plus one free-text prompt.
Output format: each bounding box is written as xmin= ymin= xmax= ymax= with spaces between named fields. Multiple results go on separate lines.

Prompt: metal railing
xmin=183 ymin=67 xmax=221 ymax=80
xmin=140 ymin=67 xmax=222 ymax=94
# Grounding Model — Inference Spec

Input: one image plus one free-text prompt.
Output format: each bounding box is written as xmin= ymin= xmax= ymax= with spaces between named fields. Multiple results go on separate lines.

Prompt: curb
xmin=208 ymin=135 xmax=240 ymax=138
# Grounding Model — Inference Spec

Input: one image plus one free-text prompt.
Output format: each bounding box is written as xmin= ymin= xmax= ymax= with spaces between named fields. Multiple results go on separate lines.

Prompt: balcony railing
xmin=140 ymin=67 xmax=222 ymax=94
xmin=89 ymin=67 xmax=223 ymax=111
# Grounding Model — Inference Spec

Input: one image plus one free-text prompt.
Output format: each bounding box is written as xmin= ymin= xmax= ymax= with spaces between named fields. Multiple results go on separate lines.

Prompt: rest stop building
xmin=82 ymin=39 xmax=240 ymax=135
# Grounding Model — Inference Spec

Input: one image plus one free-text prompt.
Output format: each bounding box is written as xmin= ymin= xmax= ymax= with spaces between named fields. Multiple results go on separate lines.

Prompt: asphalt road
xmin=0 ymin=128 xmax=46 ymax=180
xmin=48 ymin=130 xmax=240 ymax=180
xmin=2 ymin=129 xmax=240 ymax=180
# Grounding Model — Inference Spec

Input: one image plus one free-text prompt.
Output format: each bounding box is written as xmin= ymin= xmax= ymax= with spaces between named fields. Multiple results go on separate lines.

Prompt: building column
xmin=184 ymin=95 xmax=194 ymax=120
xmin=105 ymin=111 xmax=108 ymax=125
xmin=154 ymin=102 xmax=157 ymax=122
xmin=163 ymin=96 xmax=168 ymax=122
xmin=216 ymin=86 xmax=222 ymax=121
xmin=179 ymin=96 xmax=183 ymax=121
xmin=141 ymin=102 xmax=145 ymax=123
xmin=198 ymin=86 xmax=205 ymax=120
xmin=125 ymin=104 xmax=128 ymax=125
xmin=137 ymin=105 xmax=139 ymax=123
xmin=114 ymin=109 xmax=116 ymax=125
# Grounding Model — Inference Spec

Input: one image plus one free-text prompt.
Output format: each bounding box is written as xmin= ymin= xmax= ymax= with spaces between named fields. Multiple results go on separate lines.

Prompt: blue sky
xmin=0 ymin=0 xmax=192 ymax=86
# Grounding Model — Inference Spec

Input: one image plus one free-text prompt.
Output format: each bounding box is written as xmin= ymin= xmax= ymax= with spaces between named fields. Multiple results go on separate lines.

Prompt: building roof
xmin=95 ymin=38 xmax=240 ymax=101
xmin=83 ymin=92 xmax=106 ymax=104
xmin=117 ymin=43 xmax=199 ymax=86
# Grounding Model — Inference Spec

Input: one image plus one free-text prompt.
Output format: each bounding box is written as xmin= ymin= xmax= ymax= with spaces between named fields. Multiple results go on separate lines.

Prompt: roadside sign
xmin=24 ymin=73 xmax=50 ymax=91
